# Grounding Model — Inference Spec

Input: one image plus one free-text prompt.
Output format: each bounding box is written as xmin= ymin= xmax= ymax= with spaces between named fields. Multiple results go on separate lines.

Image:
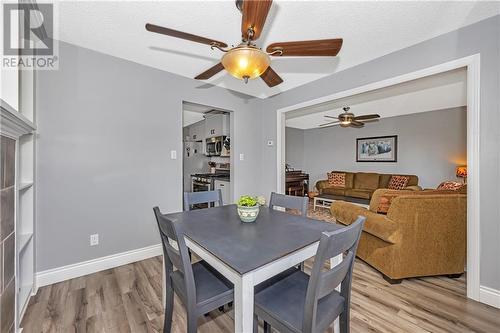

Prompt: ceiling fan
xmin=145 ymin=0 xmax=343 ymax=87
xmin=319 ymin=107 xmax=380 ymax=128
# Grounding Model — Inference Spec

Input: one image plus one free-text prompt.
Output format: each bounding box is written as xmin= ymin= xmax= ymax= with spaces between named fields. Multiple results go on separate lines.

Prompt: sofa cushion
xmin=330 ymin=201 xmax=399 ymax=244
xmin=322 ymin=187 xmax=346 ymax=196
xmin=388 ymin=175 xmax=410 ymax=190
xmin=369 ymin=189 xmax=404 ymax=213
xmin=327 ymin=172 xmax=346 ymax=187
xmin=380 ymin=174 xmax=419 ymax=188
xmin=437 ymin=181 xmax=465 ymax=191
xmin=345 ymin=188 xmax=372 ymax=199
xmin=354 ymin=173 xmax=380 ymax=190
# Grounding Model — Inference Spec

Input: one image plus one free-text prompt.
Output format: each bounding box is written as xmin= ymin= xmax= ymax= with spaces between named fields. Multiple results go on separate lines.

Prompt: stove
xmin=191 ymin=172 xmax=230 ymax=191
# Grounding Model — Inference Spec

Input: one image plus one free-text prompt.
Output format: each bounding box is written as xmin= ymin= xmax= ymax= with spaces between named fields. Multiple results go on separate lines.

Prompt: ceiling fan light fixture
xmin=221 ymin=46 xmax=270 ymax=82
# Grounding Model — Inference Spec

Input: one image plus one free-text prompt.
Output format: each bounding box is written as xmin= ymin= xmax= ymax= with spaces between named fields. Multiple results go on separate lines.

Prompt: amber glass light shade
xmin=456 ymin=166 xmax=467 ymax=178
xmin=221 ymin=46 xmax=270 ymax=81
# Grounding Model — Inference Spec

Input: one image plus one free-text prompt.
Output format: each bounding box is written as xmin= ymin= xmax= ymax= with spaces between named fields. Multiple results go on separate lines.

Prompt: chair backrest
xmin=269 ymin=192 xmax=308 ymax=217
xmin=183 ymin=189 xmax=223 ymax=211
xmin=303 ymin=216 xmax=365 ymax=332
xmin=153 ymin=207 xmax=196 ymax=305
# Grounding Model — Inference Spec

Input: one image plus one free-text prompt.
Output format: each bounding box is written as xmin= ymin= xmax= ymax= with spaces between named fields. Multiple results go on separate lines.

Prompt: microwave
xmin=206 ymin=136 xmax=230 ymax=157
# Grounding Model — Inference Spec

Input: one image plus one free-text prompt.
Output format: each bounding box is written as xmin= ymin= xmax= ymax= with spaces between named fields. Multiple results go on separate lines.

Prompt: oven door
xmin=191 ymin=179 xmax=213 ymax=209
xmin=192 ymin=181 xmax=211 ymax=192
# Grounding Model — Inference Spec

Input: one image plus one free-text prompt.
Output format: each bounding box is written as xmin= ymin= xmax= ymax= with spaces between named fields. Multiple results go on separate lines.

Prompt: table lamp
xmin=456 ymin=166 xmax=467 ymax=183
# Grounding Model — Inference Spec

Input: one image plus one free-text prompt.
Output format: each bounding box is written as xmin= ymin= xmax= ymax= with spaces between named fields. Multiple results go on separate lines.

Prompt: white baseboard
xmin=480 ymin=285 xmax=500 ymax=309
xmin=36 ymin=244 xmax=162 ymax=288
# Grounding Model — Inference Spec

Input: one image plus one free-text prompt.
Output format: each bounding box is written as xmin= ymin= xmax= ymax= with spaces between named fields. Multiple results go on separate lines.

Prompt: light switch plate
xmin=239 ymin=153 xmax=245 ymax=161
xmin=170 ymin=150 xmax=177 ymax=159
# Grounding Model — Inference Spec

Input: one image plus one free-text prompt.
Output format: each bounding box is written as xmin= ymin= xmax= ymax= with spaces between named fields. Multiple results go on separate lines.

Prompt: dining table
xmin=162 ymin=204 xmax=343 ymax=333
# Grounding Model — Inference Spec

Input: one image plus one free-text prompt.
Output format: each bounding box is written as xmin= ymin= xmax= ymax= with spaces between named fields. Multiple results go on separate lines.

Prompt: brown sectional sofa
xmin=316 ymin=171 xmax=420 ymax=203
xmin=330 ymin=188 xmax=466 ymax=283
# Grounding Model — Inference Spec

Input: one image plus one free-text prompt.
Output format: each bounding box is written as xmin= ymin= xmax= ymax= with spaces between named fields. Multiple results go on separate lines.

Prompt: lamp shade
xmin=456 ymin=166 xmax=467 ymax=178
xmin=221 ymin=46 xmax=270 ymax=81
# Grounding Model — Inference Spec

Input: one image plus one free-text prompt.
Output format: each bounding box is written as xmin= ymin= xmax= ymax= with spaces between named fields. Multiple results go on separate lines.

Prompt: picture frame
xmin=356 ymin=135 xmax=398 ymax=162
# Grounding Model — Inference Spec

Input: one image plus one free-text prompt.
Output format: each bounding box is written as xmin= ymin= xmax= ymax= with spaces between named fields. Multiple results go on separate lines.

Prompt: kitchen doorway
xmin=182 ymin=101 xmax=234 ymax=210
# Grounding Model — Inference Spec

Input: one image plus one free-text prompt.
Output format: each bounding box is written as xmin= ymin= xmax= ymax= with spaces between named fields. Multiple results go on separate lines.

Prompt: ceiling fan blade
xmin=266 ymin=38 xmax=343 ymax=56
xmin=146 ymin=23 xmax=228 ymax=48
xmin=260 ymin=66 xmax=283 ymax=87
xmin=319 ymin=121 xmax=340 ymax=127
xmin=324 ymin=115 xmax=338 ymax=119
xmin=354 ymin=114 xmax=380 ymax=121
xmin=350 ymin=120 xmax=364 ymax=128
xmin=241 ymin=0 xmax=273 ymax=41
xmin=194 ymin=63 xmax=225 ymax=80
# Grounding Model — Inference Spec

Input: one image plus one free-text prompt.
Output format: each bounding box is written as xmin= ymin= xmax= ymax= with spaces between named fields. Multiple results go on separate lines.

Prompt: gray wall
xmin=286 ymin=108 xmax=467 ymax=189
xmin=285 ymin=127 xmax=305 ymax=170
xmin=36 ymin=41 xmax=263 ymax=271
xmin=260 ymin=15 xmax=500 ymax=289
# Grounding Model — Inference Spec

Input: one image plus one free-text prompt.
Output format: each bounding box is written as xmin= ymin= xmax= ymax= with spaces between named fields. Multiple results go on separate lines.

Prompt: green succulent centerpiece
xmin=237 ymin=195 xmax=266 ymax=223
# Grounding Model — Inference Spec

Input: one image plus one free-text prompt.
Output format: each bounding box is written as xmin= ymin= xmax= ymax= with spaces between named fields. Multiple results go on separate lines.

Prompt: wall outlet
xmin=90 ymin=234 xmax=99 ymax=246
xmin=239 ymin=153 xmax=245 ymax=161
xmin=170 ymin=150 xmax=177 ymax=160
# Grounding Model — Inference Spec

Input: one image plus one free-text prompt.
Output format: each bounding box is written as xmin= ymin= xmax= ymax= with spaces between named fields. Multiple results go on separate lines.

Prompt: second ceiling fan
xmin=146 ymin=0 xmax=343 ymax=87
xmin=320 ymin=107 xmax=380 ymax=128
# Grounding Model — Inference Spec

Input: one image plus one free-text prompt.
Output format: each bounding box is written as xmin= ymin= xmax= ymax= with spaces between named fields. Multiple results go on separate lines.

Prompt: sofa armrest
xmin=331 ymin=201 xmax=400 ymax=244
xmin=316 ymin=180 xmax=331 ymax=193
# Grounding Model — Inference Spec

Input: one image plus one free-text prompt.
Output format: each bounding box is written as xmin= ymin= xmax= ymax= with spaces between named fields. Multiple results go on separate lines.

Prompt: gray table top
xmin=163 ymin=204 xmax=341 ymax=275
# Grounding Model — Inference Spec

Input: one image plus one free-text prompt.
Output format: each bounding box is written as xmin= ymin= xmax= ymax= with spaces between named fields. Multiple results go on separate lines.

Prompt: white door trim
xmin=276 ymin=54 xmax=481 ymax=302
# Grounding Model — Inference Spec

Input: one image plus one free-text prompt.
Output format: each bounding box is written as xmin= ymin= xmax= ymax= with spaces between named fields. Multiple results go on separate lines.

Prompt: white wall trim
xmin=480 ymin=286 xmax=500 ymax=309
xmin=36 ymin=244 xmax=162 ymax=288
xmin=276 ymin=54 xmax=481 ymax=302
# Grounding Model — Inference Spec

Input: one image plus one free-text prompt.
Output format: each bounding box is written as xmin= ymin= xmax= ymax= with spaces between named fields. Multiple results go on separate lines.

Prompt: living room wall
xmin=285 ymin=127 xmax=305 ymax=170
xmin=286 ymin=107 xmax=466 ymax=189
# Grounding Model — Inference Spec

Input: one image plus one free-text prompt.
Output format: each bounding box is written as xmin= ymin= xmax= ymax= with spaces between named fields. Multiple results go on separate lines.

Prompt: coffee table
xmin=313 ymin=194 xmax=370 ymax=210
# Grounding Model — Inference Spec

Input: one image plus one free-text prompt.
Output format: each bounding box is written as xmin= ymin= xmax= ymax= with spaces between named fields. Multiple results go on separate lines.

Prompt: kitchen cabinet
xmin=205 ymin=114 xmax=229 ymax=138
xmin=189 ymin=121 xmax=205 ymax=142
xmin=214 ymin=179 xmax=231 ymax=204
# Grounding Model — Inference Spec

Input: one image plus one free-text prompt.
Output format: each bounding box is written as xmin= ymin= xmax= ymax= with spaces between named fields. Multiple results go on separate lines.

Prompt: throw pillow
xmin=377 ymin=195 xmax=395 ymax=214
xmin=437 ymin=181 xmax=464 ymax=191
xmin=388 ymin=175 xmax=409 ymax=190
xmin=327 ymin=172 xmax=346 ymax=187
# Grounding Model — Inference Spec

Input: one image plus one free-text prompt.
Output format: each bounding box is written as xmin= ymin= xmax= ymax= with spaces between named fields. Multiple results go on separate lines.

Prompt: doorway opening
xmin=182 ymin=102 xmax=234 ymax=210
xmin=276 ymin=55 xmax=480 ymax=302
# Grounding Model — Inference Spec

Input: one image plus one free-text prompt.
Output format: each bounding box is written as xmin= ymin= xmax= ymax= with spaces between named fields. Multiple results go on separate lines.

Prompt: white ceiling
xmin=183 ymin=101 xmax=212 ymax=126
xmin=58 ymin=1 xmax=499 ymax=99
xmin=285 ymin=68 xmax=466 ymax=129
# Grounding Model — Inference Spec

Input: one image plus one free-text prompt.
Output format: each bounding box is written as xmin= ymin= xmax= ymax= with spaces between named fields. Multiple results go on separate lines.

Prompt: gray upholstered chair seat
xmin=255 ymin=270 xmax=345 ymax=333
xmin=171 ymin=260 xmax=233 ymax=311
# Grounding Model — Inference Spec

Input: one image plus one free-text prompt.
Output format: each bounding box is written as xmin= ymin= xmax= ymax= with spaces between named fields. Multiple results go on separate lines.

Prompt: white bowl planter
xmin=237 ymin=205 xmax=260 ymax=223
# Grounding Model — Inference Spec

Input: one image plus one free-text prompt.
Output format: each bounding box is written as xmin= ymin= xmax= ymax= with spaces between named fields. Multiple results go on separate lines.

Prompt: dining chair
xmin=184 ymin=189 xmax=223 ymax=211
xmin=269 ymin=192 xmax=309 ymax=270
xmin=253 ymin=216 xmax=366 ymax=333
xmin=269 ymin=192 xmax=309 ymax=217
xmin=153 ymin=207 xmax=234 ymax=333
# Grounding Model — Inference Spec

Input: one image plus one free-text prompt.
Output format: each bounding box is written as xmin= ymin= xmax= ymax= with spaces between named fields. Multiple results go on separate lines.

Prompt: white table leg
xmin=234 ymin=273 xmax=254 ymax=333
xmin=313 ymin=197 xmax=317 ymax=210
xmin=330 ymin=254 xmax=342 ymax=333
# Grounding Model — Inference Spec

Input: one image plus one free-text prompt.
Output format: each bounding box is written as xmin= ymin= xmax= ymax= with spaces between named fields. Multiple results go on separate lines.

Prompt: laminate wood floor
xmin=21 ymin=255 xmax=500 ymax=333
